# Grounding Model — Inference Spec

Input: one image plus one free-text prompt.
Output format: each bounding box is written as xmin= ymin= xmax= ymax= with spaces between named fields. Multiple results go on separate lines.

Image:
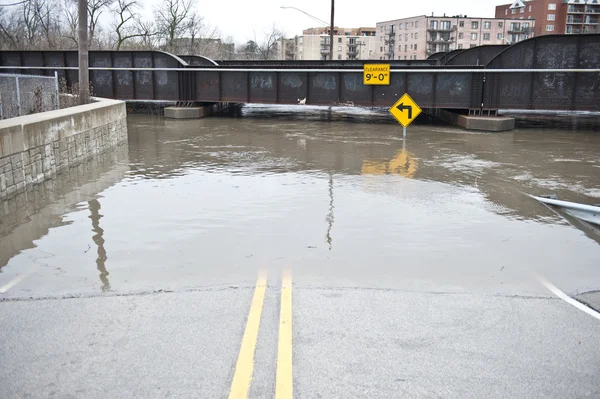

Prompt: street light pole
xmin=78 ymin=0 xmax=89 ymax=105
xmin=329 ymin=0 xmax=335 ymax=60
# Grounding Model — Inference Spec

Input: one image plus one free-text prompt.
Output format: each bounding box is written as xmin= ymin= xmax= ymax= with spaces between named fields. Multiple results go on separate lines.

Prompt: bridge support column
xmin=164 ymin=106 xmax=211 ymax=119
xmin=429 ymin=109 xmax=515 ymax=132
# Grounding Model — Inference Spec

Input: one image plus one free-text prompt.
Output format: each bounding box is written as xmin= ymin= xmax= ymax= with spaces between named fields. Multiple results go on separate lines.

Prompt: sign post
xmin=389 ymin=93 xmax=422 ymax=139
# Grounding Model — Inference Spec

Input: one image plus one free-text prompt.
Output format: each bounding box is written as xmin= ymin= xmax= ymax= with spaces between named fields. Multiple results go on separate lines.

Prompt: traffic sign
xmin=363 ymin=64 xmax=390 ymax=85
xmin=389 ymin=93 xmax=422 ymax=128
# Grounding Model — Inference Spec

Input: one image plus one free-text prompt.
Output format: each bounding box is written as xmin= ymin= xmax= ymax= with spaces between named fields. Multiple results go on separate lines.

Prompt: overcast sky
xmin=189 ymin=0 xmax=503 ymax=42
xmin=0 ymin=0 xmax=505 ymax=43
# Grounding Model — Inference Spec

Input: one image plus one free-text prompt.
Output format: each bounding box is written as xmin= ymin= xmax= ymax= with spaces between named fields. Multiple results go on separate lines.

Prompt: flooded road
xmin=2 ymin=106 xmax=599 ymax=299
xmin=1 ymin=106 xmax=600 ymax=398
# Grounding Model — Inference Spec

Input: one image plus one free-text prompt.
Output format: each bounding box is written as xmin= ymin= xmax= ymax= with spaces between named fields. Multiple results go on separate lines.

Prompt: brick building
xmin=495 ymin=0 xmax=600 ymax=36
xmin=376 ymin=15 xmax=535 ymax=60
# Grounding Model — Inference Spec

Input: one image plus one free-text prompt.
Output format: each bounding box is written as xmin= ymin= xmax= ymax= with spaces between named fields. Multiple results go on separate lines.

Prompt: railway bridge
xmin=0 ymin=34 xmax=599 ymax=113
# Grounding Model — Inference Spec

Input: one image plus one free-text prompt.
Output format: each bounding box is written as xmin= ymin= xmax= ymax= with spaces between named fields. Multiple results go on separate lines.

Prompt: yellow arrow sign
xmin=389 ymin=93 xmax=422 ymax=127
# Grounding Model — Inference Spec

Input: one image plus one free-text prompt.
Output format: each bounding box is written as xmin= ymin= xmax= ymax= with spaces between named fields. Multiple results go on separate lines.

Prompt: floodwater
xmin=1 ymin=105 xmax=599 ymax=300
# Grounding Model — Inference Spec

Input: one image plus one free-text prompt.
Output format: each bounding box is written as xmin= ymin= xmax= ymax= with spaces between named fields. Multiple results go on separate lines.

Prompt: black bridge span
xmin=1 ymin=34 xmax=598 ymax=112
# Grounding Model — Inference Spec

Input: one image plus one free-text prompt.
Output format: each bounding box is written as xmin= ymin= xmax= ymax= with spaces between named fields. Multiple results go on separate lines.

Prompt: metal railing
xmin=0 ymin=72 xmax=59 ymax=119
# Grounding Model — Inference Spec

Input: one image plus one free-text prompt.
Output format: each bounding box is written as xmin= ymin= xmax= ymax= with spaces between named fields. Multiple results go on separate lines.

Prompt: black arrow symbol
xmin=396 ymin=103 xmax=413 ymax=119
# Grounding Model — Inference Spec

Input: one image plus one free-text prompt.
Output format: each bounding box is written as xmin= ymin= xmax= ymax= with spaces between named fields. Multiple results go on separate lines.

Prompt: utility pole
xmin=329 ymin=0 xmax=335 ymax=60
xmin=78 ymin=0 xmax=89 ymax=105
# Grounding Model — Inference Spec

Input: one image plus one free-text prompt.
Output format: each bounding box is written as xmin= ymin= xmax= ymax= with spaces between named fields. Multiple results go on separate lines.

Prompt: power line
xmin=0 ymin=0 xmax=30 ymax=7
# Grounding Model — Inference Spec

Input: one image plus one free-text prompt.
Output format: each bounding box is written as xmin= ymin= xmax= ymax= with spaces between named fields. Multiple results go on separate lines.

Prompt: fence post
xmin=15 ymin=76 xmax=22 ymax=116
xmin=0 ymin=92 xmax=3 ymax=120
xmin=55 ymin=71 xmax=61 ymax=110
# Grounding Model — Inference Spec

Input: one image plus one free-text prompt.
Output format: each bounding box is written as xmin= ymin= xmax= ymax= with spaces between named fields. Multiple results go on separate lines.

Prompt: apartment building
xmin=277 ymin=27 xmax=378 ymax=60
xmin=376 ymin=15 xmax=536 ymax=60
xmin=496 ymin=0 xmax=600 ymax=35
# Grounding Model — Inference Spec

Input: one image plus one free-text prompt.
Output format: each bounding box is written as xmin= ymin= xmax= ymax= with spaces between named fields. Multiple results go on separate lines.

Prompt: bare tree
xmin=86 ymin=0 xmax=115 ymax=47
xmin=0 ymin=7 xmax=20 ymax=50
xmin=154 ymin=0 xmax=196 ymax=52
xmin=255 ymin=25 xmax=284 ymax=60
xmin=62 ymin=0 xmax=79 ymax=47
xmin=111 ymin=0 xmax=151 ymax=50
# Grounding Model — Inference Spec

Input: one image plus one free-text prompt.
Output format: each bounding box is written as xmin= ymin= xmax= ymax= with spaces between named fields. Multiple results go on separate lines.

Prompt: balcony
xmin=584 ymin=25 xmax=600 ymax=33
xmin=585 ymin=17 xmax=599 ymax=24
xmin=567 ymin=17 xmax=584 ymax=24
xmin=568 ymin=6 xmax=585 ymax=14
xmin=347 ymin=47 xmax=358 ymax=55
xmin=585 ymin=6 xmax=600 ymax=13
xmin=427 ymin=25 xmax=456 ymax=32
xmin=320 ymin=45 xmax=331 ymax=54
xmin=427 ymin=37 xmax=454 ymax=44
xmin=508 ymin=26 xmax=532 ymax=33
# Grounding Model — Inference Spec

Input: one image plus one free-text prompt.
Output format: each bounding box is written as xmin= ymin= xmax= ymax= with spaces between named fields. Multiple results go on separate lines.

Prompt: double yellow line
xmin=228 ymin=272 xmax=293 ymax=399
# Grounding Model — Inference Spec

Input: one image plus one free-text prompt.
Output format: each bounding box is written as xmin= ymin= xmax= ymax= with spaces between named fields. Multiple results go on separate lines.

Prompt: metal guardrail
xmin=1 ymin=66 xmax=599 ymax=73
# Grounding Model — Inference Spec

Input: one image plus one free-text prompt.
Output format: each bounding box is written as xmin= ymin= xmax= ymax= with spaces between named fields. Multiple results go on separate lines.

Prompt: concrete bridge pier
xmin=164 ymin=103 xmax=236 ymax=119
xmin=428 ymin=109 xmax=515 ymax=132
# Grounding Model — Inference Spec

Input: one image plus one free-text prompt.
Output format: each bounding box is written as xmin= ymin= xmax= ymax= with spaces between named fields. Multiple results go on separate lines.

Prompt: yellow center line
xmin=276 ymin=271 xmax=293 ymax=399
xmin=228 ymin=273 xmax=268 ymax=399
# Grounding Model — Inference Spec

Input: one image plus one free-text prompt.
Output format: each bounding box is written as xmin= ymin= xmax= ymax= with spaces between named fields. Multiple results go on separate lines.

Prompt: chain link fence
xmin=0 ymin=73 xmax=60 ymax=120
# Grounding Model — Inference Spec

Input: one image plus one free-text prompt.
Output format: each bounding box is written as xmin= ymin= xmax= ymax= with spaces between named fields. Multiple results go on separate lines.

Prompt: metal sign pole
xmin=403 ymin=126 xmax=407 ymax=140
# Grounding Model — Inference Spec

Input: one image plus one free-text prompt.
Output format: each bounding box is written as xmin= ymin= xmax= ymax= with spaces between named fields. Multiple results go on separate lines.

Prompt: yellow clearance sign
xmin=363 ymin=64 xmax=390 ymax=85
xmin=389 ymin=93 xmax=422 ymax=127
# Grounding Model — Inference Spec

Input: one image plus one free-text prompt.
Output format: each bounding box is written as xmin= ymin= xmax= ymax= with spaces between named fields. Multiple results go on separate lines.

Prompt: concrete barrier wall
xmin=0 ymin=98 xmax=127 ymax=200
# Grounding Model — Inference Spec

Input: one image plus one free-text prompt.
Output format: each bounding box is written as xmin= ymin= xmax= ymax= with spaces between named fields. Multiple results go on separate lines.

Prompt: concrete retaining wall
xmin=0 ymin=98 xmax=127 ymax=200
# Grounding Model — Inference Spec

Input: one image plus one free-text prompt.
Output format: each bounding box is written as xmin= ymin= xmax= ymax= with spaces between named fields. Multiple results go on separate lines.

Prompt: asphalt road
xmin=1 ymin=274 xmax=600 ymax=398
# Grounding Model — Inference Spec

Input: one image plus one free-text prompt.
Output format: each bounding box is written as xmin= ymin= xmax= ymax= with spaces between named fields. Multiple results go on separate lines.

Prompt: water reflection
xmin=88 ymin=199 xmax=110 ymax=291
xmin=362 ymin=145 xmax=418 ymax=178
xmin=326 ymin=173 xmax=334 ymax=251
xmin=125 ymin=114 xmax=599 ymax=224
xmin=0 ymin=146 xmax=129 ymax=269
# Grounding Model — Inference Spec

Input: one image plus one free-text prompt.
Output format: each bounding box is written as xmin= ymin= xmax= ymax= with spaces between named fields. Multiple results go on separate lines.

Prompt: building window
xmin=338 ymin=46 xmax=342 ymax=51
xmin=459 ymin=21 xmax=465 ymax=27
xmin=414 ymin=44 xmax=417 ymax=51
xmin=484 ymin=21 xmax=491 ymax=29
xmin=338 ymin=38 xmax=342 ymax=43
xmin=498 ymin=22 xmax=503 ymax=28
xmin=520 ymin=7 xmax=524 ymax=13
xmin=546 ymin=25 xmax=554 ymax=32
xmin=470 ymin=44 xmax=477 ymax=48
xmin=398 ymin=35 xmax=402 ymax=41
xmin=497 ymin=33 xmax=503 ymax=40
xmin=430 ymin=20 xmax=438 ymax=29
xmin=337 ymin=54 xmax=342 ymax=60
xmin=529 ymin=5 xmax=532 ymax=12
xmin=471 ymin=33 xmax=478 ymax=40
xmin=505 ymin=9 xmax=508 ymax=15
xmin=405 ymin=33 xmax=408 ymax=41
xmin=404 ymin=56 xmax=407 ymax=59
xmin=399 ymin=44 xmax=402 ymax=50
xmin=410 ymin=44 xmax=413 ymax=50
xmin=405 ymin=23 xmax=409 ymax=29
xmin=483 ymin=33 xmax=490 ymax=40
xmin=472 ymin=21 xmax=479 ymax=29
xmin=548 ymin=4 xmax=556 ymax=10
xmin=458 ymin=44 xmax=463 ymax=49
xmin=415 ymin=33 xmax=418 ymax=39
xmin=411 ymin=33 xmax=414 ymax=38
xmin=399 ymin=24 xmax=402 ymax=30
xmin=411 ymin=22 xmax=414 ymax=27
xmin=380 ymin=46 xmax=383 ymax=52
xmin=405 ymin=45 xmax=408 ymax=52
xmin=380 ymin=26 xmax=384 ymax=31
xmin=547 ymin=14 xmax=555 ymax=21
xmin=415 ymin=21 xmax=419 ymax=28
xmin=512 ymin=9 xmax=516 ymax=14
xmin=458 ymin=32 xmax=464 ymax=39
